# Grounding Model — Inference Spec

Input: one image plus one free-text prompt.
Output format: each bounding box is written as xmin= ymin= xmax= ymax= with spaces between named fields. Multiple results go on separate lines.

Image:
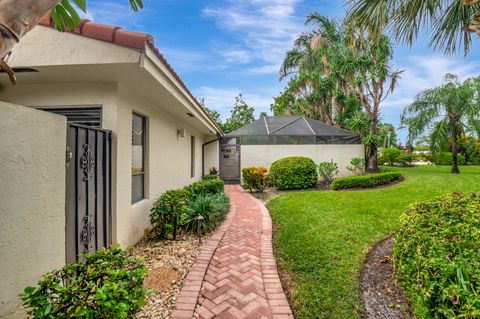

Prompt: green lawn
xmin=267 ymin=166 xmax=480 ymax=319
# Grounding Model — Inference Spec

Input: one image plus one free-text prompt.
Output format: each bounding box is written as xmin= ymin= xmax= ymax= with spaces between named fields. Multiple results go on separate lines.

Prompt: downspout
xmin=202 ymin=133 xmax=222 ymax=177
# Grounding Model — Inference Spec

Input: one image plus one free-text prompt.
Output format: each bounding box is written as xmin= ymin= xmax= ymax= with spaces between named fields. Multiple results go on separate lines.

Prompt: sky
xmin=85 ymin=0 xmax=480 ymax=143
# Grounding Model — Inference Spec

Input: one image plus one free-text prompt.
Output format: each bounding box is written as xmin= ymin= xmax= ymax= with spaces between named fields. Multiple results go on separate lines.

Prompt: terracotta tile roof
xmin=38 ymin=15 xmax=222 ymax=134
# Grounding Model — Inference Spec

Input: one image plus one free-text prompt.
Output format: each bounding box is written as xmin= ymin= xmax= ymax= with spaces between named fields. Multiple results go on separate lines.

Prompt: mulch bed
xmin=129 ymin=234 xmax=207 ymax=319
xmin=360 ymin=236 xmax=412 ymax=319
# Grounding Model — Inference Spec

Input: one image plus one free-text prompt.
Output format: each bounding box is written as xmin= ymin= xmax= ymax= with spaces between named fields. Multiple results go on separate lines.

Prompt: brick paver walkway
xmin=170 ymin=185 xmax=293 ymax=319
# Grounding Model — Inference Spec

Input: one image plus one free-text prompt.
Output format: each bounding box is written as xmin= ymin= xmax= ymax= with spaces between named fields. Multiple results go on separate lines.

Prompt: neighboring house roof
xmin=38 ymin=15 xmax=222 ymax=134
xmin=226 ymin=116 xmax=358 ymax=137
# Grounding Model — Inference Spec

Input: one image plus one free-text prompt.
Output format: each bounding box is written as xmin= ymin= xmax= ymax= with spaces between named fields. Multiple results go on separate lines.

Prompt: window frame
xmin=132 ymin=112 xmax=146 ymax=204
xmin=191 ymin=135 xmax=195 ymax=178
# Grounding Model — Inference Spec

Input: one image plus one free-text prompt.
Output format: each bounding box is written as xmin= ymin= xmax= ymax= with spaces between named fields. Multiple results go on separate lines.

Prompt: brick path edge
xmin=170 ymin=185 xmax=293 ymax=319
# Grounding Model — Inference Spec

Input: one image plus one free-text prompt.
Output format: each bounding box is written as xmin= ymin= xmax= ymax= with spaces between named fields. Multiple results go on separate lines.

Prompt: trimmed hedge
xmin=432 ymin=152 xmax=466 ymax=165
xmin=269 ymin=156 xmax=318 ymax=190
xmin=331 ymin=171 xmax=402 ymax=190
xmin=394 ymin=193 xmax=480 ymax=318
xmin=184 ymin=178 xmax=224 ymax=199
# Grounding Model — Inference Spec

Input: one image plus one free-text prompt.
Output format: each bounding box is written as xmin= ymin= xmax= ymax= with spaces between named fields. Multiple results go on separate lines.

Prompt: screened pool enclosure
xmin=223 ymin=116 xmax=361 ymax=145
xmin=219 ymin=116 xmax=363 ymax=183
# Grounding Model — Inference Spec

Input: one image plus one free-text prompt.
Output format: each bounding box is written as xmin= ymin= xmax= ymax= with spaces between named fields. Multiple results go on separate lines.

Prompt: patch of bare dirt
xmin=130 ymin=234 xmax=207 ymax=319
xmin=143 ymin=267 xmax=181 ymax=292
xmin=360 ymin=236 xmax=412 ymax=319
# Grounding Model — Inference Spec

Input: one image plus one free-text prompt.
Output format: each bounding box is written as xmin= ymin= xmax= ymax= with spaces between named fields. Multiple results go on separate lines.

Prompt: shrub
xmin=242 ymin=166 xmax=268 ymax=193
xmin=183 ymin=193 xmax=230 ymax=235
xmin=318 ymin=161 xmax=339 ymax=184
xmin=469 ymin=154 xmax=480 ymax=165
xmin=269 ymin=156 xmax=318 ymax=190
xmin=202 ymin=174 xmax=219 ymax=181
xmin=150 ymin=189 xmax=189 ymax=239
xmin=331 ymin=171 xmax=401 ymax=190
xmin=21 ymin=246 xmax=148 ymax=319
xmin=394 ymin=193 xmax=480 ymax=318
xmin=381 ymin=148 xmax=402 ymax=166
xmin=432 ymin=152 xmax=466 ymax=165
xmin=347 ymin=157 xmax=365 ymax=175
xmin=185 ymin=178 xmax=224 ymax=199
xmin=398 ymin=154 xmax=415 ymax=167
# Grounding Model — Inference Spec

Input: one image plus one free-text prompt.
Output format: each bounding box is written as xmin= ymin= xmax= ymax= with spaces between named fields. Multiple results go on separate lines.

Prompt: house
xmin=220 ymin=116 xmax=364 ymax=182
xmin=0 ymin=17 xmax=221 ymax=317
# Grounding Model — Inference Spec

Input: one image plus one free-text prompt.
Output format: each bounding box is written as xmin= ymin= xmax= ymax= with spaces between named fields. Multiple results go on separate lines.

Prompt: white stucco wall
xmin=1 ymin=82 xmax=217 ymax=246
xmin=240 ymin=144 xmax=365 ymax=178
xmin=204 ymin=140 xmax=220 ymax=175
xmin=6 ymin=26 xmax=141 ymax=66
xmin=115 ymin=84 xmax=212 ymax=245
xmin=0 ymin=102 xmax=67 ymax=318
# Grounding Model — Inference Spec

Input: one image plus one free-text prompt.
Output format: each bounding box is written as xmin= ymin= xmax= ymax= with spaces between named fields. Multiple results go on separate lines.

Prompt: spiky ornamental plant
xmin=0 ymin=0 xmax=143 ymax=84
xmin=401 ymin=74 xmax=480 ymax=173
xmin=346 ymin=0 xmax=480 ymax=55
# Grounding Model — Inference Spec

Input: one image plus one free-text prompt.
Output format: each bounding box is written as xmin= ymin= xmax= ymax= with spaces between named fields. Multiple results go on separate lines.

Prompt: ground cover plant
xmin=269 ymin=156 xmax=318 ymax=190
xmin=394 ymin=192 xmax=480 ymax=318
xmin=21 ymin=246 xmax=148 ymax=319
xmin=150 ymin=177 xmax=228 ymax=240
xmin=267 ymin=166 xmax=480 ymax=319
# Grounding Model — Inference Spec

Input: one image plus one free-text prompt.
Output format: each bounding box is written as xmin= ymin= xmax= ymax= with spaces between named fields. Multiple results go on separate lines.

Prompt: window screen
xmin=37 ymin=107 xmax=102 ymax=127
xmin=132 ymin=113 xmax=146 ymax=204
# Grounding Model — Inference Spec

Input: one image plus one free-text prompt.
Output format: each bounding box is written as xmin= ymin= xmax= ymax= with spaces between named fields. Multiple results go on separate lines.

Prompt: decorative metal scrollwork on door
xmin=80 ymin=144 xmax=95 ymax=181
xmin=80 ymin=213 xmax=96 ymax=252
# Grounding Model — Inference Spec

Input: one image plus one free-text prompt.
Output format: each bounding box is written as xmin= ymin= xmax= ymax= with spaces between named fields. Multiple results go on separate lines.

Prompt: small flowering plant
xmin=242 ymin=166 xmax=269 ymax=193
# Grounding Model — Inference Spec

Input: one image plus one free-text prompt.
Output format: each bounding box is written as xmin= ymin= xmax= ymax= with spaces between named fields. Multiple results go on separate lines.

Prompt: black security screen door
xmin=219 ymin=144 xmax=240 ymax=183
xmin=65 ymin=124 xmax=112 ymax=262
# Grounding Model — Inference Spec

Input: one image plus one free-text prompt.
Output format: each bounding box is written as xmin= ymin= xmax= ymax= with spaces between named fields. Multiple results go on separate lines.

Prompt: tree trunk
xmin=331 ymin=93 xmax=339 ymax=127
xmin=451 ymin=130 xmax=460 ymax=174
xmin=365 ymin=119 xmax=379 ymax=173
xmin=0 ymin=0 xmax=59 ymax=58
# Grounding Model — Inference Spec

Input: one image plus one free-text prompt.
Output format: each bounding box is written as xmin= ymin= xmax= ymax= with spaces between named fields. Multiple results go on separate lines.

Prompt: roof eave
xmin=142 ymin=45 xmax=223 ymax=135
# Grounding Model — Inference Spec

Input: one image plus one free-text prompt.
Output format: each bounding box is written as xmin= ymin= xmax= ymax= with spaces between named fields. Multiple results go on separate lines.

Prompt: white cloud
xmin=80 ymin=1 xmax=149 ymax=28
xmin=384 ymin=55 xmax=479 ymax=111
xmin=248 ymin=64 xmax=281 ymax=75
xmin=222 ymin=49 xmax=252 ymax=64
xmin=203 ymin=0 xmax=303 ymax=74
xmin=381 ymin=54 xmax=480 ymax=140
xmin=196 ymin=86 xmax=275 ymax=119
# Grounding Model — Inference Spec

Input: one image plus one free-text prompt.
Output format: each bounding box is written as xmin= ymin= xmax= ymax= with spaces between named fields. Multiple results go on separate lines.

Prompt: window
xmin=191 ymin=135 xmax=195 ymax=178
xmin=37 ymin=106 xmax=102 ymax=127
xmin=132 ymin=113 xmax=146 ymax=204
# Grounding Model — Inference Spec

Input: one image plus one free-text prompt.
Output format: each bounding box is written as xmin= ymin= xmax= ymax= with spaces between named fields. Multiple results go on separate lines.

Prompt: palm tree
xmin=401 ymin=74 xmax=480 ymax=173
xmin=0 ymin=0 xmax=143 ymax=84
xmin=346 ymin=0 xmax=480 ymax=55
xmin=348 ymin=33 xmax=403 ymax=172
xmin=279 ymin=13 xmax=346 ymax=126
xmin=280 ymin=12 xmax=402 ymax=172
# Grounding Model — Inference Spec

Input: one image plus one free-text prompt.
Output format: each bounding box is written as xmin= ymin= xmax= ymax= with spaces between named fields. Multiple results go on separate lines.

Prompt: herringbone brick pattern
xmin=170 ymin=185 xmax=293 ymax=319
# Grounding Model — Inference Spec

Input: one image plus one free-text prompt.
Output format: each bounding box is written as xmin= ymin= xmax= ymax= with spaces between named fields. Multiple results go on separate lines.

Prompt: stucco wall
xmin=0 ymin=82 xmax=216 ymax=247
xmin=204 ymin=140 xmax=220 ymax=175
xmin=0 ymin=102 xmax=67 ymax=318
xmin=115 ymin=84 xmax=213 ymax=245
xmin=240 ymin=144 xmax=365 ymax=178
